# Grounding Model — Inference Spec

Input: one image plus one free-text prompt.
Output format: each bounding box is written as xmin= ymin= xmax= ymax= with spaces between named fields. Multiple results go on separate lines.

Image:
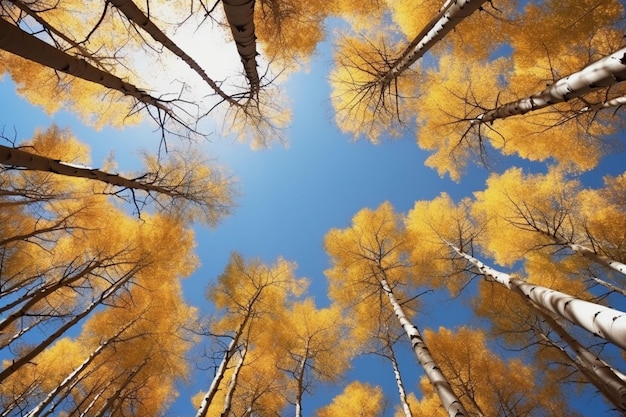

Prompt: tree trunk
xmin=1 ymin=144 xmax=183 ymax=198
xmin=378 ymin=0 xmax=487 ymax=87
xmin=0 ymin=17 xmax=173 ymax=115
xmin=377 ymin=269 xmax=469 ymax=417
xmin=535 ymin=308 xmax=626 ymax=412
xmin=108 ymin=0 xmax=241 ymax=107
xmin=7 ymin=0 xmax=110 ymax=71
xmin=473 ymin=47 xmax=626 ymax=124
xmin=387 ymin=343 xmax=414 ymax=417
xmin=25 ymin=320 xmax=136 ymax=417
xmin=220 ymin=344 xmax=248 ymax=417
xmin=195 ymin=312 xmax=255 ymax=417
xmin=222 ymin=0 xmax=260 ymax=98
xmin=0 ymin=260 xmax=101 ymax=334
xmin=0 ymin=269 xmax=136 ymax=381
xmin=446 ymin=242 xmax=626 ymax=350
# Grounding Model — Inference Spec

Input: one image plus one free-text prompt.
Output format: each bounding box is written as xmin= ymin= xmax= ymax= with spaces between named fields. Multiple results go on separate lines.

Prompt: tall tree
xmin=1 ymin=126 xmax=235 ymax=226
xmin=194 ymin=253 xmax=306 ymax=417
xmin=269 ymin=298 xmax=351 ymax=417
xmin=325 ymin=202 xmax=470 ymax=417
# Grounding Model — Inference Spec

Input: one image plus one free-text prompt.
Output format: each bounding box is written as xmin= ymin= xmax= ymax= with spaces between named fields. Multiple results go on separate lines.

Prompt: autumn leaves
xmin=331 ymin=0 xmax=626 ymax=181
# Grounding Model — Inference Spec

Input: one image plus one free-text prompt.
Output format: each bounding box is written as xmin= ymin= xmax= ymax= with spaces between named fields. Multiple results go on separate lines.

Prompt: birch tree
xmin=194 ymin=253 xmax=306 ymax=417
xmin=413 ymin=0 xmax=625 ymax=180
xmin=406 ymin=192 xmax=626 ymax=412
xmin=0 ymin=17 xmax=185 ymax=126
xmin=330 ymin=0 xmax=503 ymax=142
xmin=270 ymin=298 xmax=351 ymax=417
xmin=471 ymin=168 xmax=626 ymax=278
xmin=1 ymin=126 xmax=235 ymax=225
xmin=324 ymin=202 xmax=470 ymax=417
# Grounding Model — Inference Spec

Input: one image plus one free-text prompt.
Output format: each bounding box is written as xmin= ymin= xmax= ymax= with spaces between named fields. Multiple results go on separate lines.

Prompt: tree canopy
xmin=1 ymin=0 xmax=626 ymax=416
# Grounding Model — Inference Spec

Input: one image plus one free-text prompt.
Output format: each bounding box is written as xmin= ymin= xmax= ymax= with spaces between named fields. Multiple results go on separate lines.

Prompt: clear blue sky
xmin=2 ymin=21 xmax=625 ymax=417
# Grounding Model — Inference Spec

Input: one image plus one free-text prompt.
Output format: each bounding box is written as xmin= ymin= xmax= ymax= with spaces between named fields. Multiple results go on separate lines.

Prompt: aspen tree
xmin=407 ymin=193 xmax=626 ymax=411
xmin=0 ymin=18 xmax=178 ymax=120
xmin=195 ymin=253 xmax=306 ymax=417
xmin=330 ymin=0 xmax=509 ymax=142
xmin=1 ymin=126 xmax=235 ymax=225
xmin=269 ymin=298 xmax=351 ymax=417
xmin=325 ymin=202 xmax=470 ymax=417
xmin=472 ymin=168 xmax=626 ymax=276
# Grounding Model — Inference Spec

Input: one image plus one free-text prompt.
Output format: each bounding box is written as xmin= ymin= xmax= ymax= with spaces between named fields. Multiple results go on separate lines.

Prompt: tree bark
xmin=1 ymin=144 xmax=186 ymax=198
xmin=535 ymin=308 xmax=626 ymax=412
xmin=25 ymin=320 xmax=136 ymax=417
xmin=0 ymin=17 xmax=173 ymax=115
xmin=222 ymin=0 xmax=260 ymax=98
xmin=446 ymin=241 xmax=626 ymax=350
xmin=108 ymin=0 xmax=241 ymax=107
xmin=473 ymin=47 xmax=626 ymax=124
xmin=377 ymin=0 xmax=487 ymax=87
xmin=377 ymin=270 xmax=469 ymax=417
xmin=0 ymin=269 xmax=136 ymax=381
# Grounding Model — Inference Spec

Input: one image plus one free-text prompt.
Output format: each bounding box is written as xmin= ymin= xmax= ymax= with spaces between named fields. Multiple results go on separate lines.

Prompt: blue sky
xmin=2 ymin=16 xmax=626 ymax=417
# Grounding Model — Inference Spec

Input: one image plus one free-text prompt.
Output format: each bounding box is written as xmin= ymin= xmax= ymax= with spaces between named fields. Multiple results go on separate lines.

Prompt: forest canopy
xmin=1 ymin=0 xmax=626 ymax=416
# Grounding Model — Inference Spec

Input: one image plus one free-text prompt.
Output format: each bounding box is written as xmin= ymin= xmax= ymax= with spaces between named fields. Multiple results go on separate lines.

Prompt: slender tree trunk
xmin=90 ymin=361 xmax=147 ymax=417
xmin=294 ymin=340 xmax=310 ymax=417
xmin=473 ymin=47 xmax=626 ymax=124
xmin=386 ymin=343 xmax=414 ymax=417
xmin=0 ymin=269 xmax=136 ymax=381
xmin=540 ymin=230 xmax=626 ymax=276
xmin=220 ymin=344 xmax=248 ymax=417
xmin=195 ymin=313 xmax=255 ymax=417
xmin=377 ymin=269 xmax=469 ymax=417
xmin=107 ymin=0 xmax=241 ymax=107
xmin=446 ymin=242 xmax=626 ymax=350
xmin=222 ymin=0 xmax=260 ymax=98
xmin=589 ymin=276 xmax=626 ymax=297
xmin=25 ymin=320 xmax=136 ymax=417
xmin=0 ymin=144 xmax=185 ymax=198
xmin=378 ymin=0 xmax=487 ymax=87
xmin=7 ymin=0 xmax=110 ymax=70
xmin=0 ymin=17 xmax=172 ymax=114
xmin=0 ymin=260 xmax=101 ymax=334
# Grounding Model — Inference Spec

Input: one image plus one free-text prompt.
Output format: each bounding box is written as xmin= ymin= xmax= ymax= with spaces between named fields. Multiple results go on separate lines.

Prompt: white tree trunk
xmin=378 ymin=272 xmax=469 ymax=417
xmin=447 ymin=242 xmax=626 ymax=350
xmin=474 ymin=47 xmax=626 ymax=124
xmin=220 ymin=344 xmax=248 ymax=417
xmin=0 ymin=17 xmax=172 ymax=114
xmin=0 ymin=268 xmax=136 ymax=381
xmin=387 ymin=344 xmax=414 ymax=417
xmin=536 ymin=308 xmax=626 ymax=412
xmin=25 ymin=320 xmax=136 ymax=417
xmin=378 ymin=0 xmax=487 ymax=86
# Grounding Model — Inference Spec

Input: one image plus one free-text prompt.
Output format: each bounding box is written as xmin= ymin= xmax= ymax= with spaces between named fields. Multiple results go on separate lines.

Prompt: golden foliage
xmin=315 ymin=381 xmax=383 ymax=417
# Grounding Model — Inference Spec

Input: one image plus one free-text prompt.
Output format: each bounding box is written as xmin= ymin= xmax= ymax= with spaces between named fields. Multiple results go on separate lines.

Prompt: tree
xmin=270 ymin=298 xmax=351 ymax=417
xmin=325 ymin=202 xmax=470 ymax=417
xmin=194 ymin=253 xmax=306 ymax=417
xmin=471 ymin=167 xmax=626 ymax=276
xmin=406 ymin=192 xmax=626 ymax=412
xmin=0 ymin=17 xmax=181 ymax=125
xmin=411 ymin=0 xmax=626 ymax=179
xmin=1 ymin=126 xmax=235 ymax=225
xmin=417 ymin=326 xmax=579 ymax=417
